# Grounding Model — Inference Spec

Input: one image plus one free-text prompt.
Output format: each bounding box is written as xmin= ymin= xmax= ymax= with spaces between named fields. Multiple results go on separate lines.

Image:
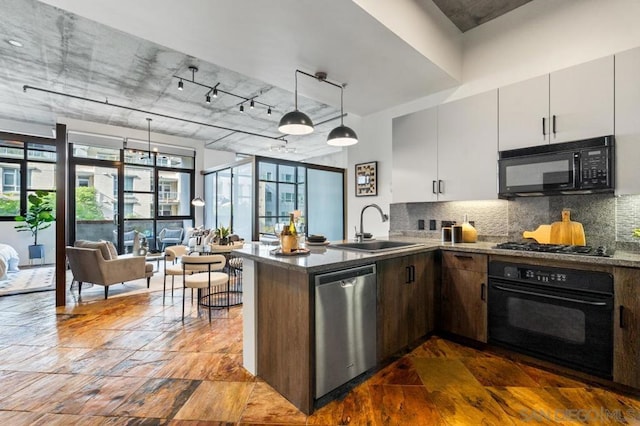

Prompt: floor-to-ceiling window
xmin=204 ymin=156 xmax=344 ymax=241
xmin=204 ymin=159 xmax=253 ymax=241
xmin=69 ymin=133 xmax=196 ymax=253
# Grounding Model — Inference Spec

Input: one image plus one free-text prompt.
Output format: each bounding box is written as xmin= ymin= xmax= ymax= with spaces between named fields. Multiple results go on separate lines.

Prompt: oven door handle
xmin=492 ymin=284 xmax=608 ymax=306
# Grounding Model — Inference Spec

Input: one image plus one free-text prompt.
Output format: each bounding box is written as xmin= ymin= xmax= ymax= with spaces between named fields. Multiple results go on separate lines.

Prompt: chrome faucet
xmin=357 ymin=204 xmax=389 ymax=242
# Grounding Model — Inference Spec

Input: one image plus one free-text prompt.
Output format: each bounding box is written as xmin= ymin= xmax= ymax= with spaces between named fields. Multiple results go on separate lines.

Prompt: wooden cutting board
xmin=523 ymin=225 xmax=552 ymax=244
xmin=549 ymin=209 xmax=586 ymax=245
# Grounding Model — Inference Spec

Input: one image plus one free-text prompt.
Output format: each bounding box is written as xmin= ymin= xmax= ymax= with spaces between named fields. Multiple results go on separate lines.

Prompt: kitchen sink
xmin=331 ymin=240 xmax=423 ymax=253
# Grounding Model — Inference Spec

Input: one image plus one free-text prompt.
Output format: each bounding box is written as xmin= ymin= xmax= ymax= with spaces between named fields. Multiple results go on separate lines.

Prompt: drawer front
xmin=442 ymin=251 xmax=487 ymax=273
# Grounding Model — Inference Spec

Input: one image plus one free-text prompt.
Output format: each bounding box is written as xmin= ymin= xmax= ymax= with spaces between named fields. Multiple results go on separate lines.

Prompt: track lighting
xmin=173 ymin=68 xmax=275 ymax=115
xmin=279 ymin=70 xmax=314 ymax=135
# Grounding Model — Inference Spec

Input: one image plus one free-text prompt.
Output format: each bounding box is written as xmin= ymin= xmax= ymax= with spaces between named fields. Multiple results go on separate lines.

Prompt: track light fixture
xmin=240 ymin=104 xmax=244 ymax=113
xmin=173 ymin=67 xmax=273 ymax=115
xmin=279 ymin=70 xmax=358 ymax=146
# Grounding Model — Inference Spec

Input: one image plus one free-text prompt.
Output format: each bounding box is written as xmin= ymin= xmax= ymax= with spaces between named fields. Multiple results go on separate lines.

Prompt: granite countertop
xmin=234 ymin=238 xmax=640 ymax=273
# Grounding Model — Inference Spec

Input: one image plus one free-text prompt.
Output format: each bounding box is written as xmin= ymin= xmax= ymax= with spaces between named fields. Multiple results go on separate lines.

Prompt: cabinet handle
xmin=552 ymin=114 xmax=557 ymax=135
xmin=432 ymin=180 xmax=437 ymax=195
xmin=438 ymin=180 xmax=444 ymax=194
xmin=481 ymin=283 xmax=486 ymax=301
xmin=405 ymin=266 xmax=411 ymax=284
xmin=542 ymin=117 xmax=546 ymax=136
xmin=410 ymin=265 xmax=415 ymax=283
xmin=454 ymin=254 xmax=473 ymax=260
xmin=619 ymin=305 xmax=625 ymax=329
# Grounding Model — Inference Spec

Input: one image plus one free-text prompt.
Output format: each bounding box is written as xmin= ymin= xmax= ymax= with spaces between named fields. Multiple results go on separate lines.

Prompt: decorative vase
xmin=461 ymin=214 xmax=478 ymax=243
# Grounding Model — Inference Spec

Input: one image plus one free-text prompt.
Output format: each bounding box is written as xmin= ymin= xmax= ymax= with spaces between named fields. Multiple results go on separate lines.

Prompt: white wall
xmin=352 ymin=0 xmax=463 ymax=81
xmin=1 ymin=222 xmax=55 ymax=267
xmin=347 ymin=0 xmax=640 ymax=237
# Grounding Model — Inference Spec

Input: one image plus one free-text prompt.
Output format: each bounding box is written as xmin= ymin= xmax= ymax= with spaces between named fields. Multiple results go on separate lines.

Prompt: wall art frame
xmin=355 ymin=161 xmax=377 ymax=197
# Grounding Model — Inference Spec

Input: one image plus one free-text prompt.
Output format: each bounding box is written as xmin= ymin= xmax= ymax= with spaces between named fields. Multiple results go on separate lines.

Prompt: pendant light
xmin=191 ymin=196 xmax=205 ymax=207
xmin=327 ymin=87 xmax=358 ymax=146
xmin=278 ymin=71 xmax=314 ymax=135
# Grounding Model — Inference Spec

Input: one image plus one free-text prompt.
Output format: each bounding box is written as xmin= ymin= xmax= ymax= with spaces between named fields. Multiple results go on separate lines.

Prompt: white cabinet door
xmin=392 ymin=107 xmax=438 ymax=202
xmin=549 ymin=55 xmax=614 ymax=144
xmin=437 ymin=90 xmax=499 ymax=201
xmin=498 ymin=74 xmax=549 ymax=150
xmin=614 ymin=47 xmax=640 ymax=195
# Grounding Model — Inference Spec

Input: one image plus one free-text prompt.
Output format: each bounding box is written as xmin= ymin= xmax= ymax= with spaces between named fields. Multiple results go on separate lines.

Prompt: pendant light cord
xmin=146 ymin=117 xmax=152 ymax=158
xmin=294 ymin=71 xmax=298 ymax=110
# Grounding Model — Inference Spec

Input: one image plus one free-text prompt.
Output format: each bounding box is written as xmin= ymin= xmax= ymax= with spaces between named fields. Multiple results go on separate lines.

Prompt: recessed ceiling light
xmin=7 ymin=39 xmax=23 ymax=47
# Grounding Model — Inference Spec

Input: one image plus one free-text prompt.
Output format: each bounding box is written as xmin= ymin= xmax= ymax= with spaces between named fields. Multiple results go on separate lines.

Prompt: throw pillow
xmin=101 ymin=240 xmax=119 ymax=259
xmin=75 ymin=240 xmax=112 ymax=260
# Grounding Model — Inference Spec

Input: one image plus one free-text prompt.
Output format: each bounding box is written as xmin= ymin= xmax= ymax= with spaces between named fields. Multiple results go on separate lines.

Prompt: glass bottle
xmin=288 ymin=213 xmax=298 ymax=237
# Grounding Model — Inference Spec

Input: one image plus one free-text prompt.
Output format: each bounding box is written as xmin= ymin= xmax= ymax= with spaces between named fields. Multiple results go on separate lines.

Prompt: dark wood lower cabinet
xmin=613 ymin=266 xmax=640 ymax=389
xmin=378 ymin=252 xmax=435 ymax=360
xmin=440 ymin=251 xmax=487 ymax=343
xmin=256 ymin=262 xmax=313 ymax=414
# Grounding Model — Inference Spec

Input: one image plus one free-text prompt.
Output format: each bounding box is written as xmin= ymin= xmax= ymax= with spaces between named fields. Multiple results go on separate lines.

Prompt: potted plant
xmin=215 ymin=225 xmax=231 ymax=245
xmin=14 ymin=190 xmax=55 ymax=260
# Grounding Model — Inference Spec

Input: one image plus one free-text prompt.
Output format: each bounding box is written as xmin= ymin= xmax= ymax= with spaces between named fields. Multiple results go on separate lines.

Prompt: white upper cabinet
xmin=437 ymin=90 xmax=499 ymax=201
xmin=614 ymin=47 xmax=640 ymax=195
xmin=498 ymin=75 xmax=549 ymax=150
xmin=498 ymin=56 xmax=614 ymax=150
xmin=391 ymin=107 xmax=438 ymax=203
xmin=550 ymin=55 xmax=614 ymax=144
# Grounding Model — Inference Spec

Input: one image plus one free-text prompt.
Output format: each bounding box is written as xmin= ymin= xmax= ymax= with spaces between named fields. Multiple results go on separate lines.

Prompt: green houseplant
xmin=215 ymin=225 xmax=231 ymax=245
xmin=14 ymin=190 xmax=55 ymax=259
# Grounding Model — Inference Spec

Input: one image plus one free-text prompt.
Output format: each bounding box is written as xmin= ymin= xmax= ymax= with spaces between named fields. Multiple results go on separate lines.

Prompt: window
xmin=2 ymin=168 xmax=19 ymax=193
xmin=0 ymin=140 xmax=57 ymax=219
xmin=124 ymin=176 xmax=135 ymax=191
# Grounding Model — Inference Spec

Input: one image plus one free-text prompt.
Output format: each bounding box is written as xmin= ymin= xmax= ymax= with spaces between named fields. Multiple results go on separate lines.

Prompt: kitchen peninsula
xmin=234 ymin=240 xmax=640 ymax=414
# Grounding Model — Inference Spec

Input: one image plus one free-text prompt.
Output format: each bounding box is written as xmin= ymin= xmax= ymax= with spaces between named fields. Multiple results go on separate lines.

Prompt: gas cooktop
xmin=493 ymin=242 xmax=613 ymax=257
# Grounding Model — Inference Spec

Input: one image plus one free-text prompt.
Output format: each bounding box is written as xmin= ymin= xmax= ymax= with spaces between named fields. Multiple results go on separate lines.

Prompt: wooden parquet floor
xmin=0 ymin=284 xmax=639 ymax=425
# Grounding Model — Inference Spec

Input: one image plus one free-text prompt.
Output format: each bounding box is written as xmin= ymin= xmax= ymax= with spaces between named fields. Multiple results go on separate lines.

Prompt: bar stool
xmin=163 ymin=245 xmax=191 ymax=304
xmin=181 ymin=254 xmax=228 ymax=322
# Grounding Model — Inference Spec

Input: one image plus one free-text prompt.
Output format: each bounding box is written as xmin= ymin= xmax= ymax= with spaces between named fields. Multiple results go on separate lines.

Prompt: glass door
xmin=72 ymin=164 xmax=120 ymax=250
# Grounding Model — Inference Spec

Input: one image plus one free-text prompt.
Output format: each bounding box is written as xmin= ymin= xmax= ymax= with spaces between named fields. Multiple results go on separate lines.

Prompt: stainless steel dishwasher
xmin=315 ymin=264 xmax=377 ymax=398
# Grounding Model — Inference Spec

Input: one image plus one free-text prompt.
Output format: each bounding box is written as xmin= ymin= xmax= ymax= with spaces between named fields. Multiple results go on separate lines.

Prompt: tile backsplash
xmin=390 ymin=194 xmax=640 ymax=252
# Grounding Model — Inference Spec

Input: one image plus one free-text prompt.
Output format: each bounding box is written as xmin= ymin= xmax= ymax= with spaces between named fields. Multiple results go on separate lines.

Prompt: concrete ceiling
xmin=0 ymin=0 xmax=533 ymax=161
xmin=431 ymin=0 xmax=534 ymax=32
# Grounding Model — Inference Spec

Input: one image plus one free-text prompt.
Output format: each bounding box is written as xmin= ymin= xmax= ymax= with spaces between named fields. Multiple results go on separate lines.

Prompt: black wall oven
xmin=488 ymin=261 xmax=613 ymax=379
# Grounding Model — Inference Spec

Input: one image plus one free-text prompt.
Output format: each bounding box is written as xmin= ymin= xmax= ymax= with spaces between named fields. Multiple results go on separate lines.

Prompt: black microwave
xmin=498 ymin=136 xmax=614 ymax=198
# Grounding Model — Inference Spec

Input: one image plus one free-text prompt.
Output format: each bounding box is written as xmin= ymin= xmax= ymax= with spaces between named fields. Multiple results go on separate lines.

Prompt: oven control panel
xmin=491 ymin=261 xmax=613 ymax=294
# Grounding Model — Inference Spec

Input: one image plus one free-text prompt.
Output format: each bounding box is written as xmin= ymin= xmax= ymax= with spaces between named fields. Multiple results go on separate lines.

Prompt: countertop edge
xmin=234 ymin=240 xmax=640 ymax=272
